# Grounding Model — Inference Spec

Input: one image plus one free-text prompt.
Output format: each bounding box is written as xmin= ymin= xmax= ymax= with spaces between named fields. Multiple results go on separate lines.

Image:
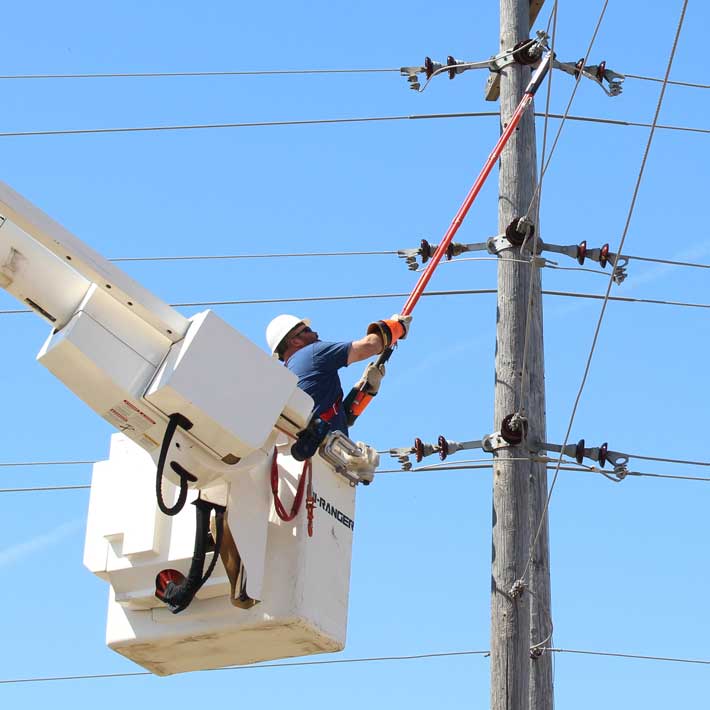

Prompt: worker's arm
xmin=347 ymin=313 xmax=413 ymax=365
xmin=347 ymin=334 xmax=383 ymax=365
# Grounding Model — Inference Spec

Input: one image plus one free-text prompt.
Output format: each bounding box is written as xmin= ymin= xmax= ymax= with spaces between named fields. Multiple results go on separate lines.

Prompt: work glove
xmin=354 ymin=362 xmax=386 ymax=396
xmin=366 ymin=313 xmax=413 ymax=349
xmin=343 ymin=441 xmax=379 ymax=483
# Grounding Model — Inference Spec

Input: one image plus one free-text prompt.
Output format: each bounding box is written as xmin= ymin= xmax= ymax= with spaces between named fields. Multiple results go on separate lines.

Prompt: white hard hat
xmin=265 ymin=314 xmax=311 ymax=358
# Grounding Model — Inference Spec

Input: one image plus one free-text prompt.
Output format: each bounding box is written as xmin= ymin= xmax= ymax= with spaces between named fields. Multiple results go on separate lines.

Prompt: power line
xmin=67 ymin=249 xmax=710 ymax=272
xmin=520 ymin=0 xmax=603 ymax=415
xmin=625 ymin=253 xmax=710 ymax=270
xmin=0 ymin=650 xmax=488 ymax=685
xmin=0 ymin=67 xmax=400 ymax=80
xmin=523 ymin=0 xmax=689 ymax=584
xmin=0 ymin=459 xmax=95 ymax=468
xmin=110 ymin=250 xmax=397 ymax=262
xmin=625 ymin=73 xmax=710 ymax=90
xmin=545 ymin=647 xmax=710 ymax=666
xmin=0 ymin=484 xmax=90 ymax=493
xmin=0 ymin=67 xmax=705 ymax=91
xmin=5 ymin=459 xmax=710 ymax=494
xmin=2 ymin=644 xmax=708 ymax=685
xmin=3 ymin=287 xmax=710 ymax=317
xmin=0 ymin=111 xmax=706 ymax=139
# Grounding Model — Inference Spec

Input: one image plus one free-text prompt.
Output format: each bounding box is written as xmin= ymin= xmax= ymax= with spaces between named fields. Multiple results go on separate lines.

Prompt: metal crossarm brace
xmin=553 ymin=58 xmax=625 ymax=96
xmin=538 ymin=240 xmax=629 ymax=283
xmin=400 ymin=59 xmax=491 ymax=92
xmin=397 ymin=238 xmax=491 ymax=271
xmin=530 ymin=438 xmax=630 ymax=473
xmin=398 ymin=233 xmax=629 ymax=283
xmin=400 ymin=33 xmax=548 ymax=92
xmin=389 ymin=430 xmax=508 ymax=470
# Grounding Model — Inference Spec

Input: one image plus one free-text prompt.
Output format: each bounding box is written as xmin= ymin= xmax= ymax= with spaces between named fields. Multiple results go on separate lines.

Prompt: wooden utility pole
xmin=491 ymin=0 xmax=552 ymax=708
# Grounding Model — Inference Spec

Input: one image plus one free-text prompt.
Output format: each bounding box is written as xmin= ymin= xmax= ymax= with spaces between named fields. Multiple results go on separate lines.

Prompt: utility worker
xmin=265 ymin=313 xmax=412 ymax=435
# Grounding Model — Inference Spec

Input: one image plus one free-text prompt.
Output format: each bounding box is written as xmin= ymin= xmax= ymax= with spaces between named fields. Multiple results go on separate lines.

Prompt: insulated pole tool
xmin=344 ymin=52 xmax=553 ymax=427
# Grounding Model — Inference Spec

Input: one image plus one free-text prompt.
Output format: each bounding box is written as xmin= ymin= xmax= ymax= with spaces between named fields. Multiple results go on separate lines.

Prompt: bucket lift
xmin=0 ymin=179 xmax=377 ymax=674
xmin=86 ymin=432 xmax=358 ymax=676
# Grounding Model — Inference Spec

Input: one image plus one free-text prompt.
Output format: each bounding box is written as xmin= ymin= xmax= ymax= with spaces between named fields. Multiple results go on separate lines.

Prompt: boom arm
xmin=0 ymin=179 xmax=188 ymax=339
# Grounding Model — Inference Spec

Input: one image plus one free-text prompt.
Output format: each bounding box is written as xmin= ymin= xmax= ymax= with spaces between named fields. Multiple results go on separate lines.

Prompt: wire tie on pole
xmin=509 ymin=579 xmax=527 ymax=599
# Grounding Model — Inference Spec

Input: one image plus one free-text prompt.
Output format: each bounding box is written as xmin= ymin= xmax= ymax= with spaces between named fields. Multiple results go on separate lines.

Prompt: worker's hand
xmin=366 ymin=314 xmax=412 ymax=349
xmin=389 ymin=313 xmax=412 ymax=339
xmin=354 ymin=362 xmax=385 ymax=396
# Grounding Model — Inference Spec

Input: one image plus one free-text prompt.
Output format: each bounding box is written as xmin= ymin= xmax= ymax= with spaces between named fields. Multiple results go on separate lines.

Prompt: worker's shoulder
xmin=290 ymin=340 xmax=349 ymax=370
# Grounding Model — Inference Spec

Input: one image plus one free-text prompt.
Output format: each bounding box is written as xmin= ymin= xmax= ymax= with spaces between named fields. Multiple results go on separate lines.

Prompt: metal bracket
xmin=396 ymin=237 xmax=490 ymax=271
xmin=400 ymin=32 xmax=549 ymax=93
xmin=389 ymin=429 xmax=509 ymax=470
xmin=540 ymin=239 xmax=629 ymax=284
xmin=486 ymin=234 xmax=516 ymax=255
xmin=530 ymin=437 xmax=630 ymax=476
xmin=397 ymin=233 xmax=628 ymax=284
xmin=400 ymin=58 xmax=490 ymax=92
xmin=553 ymin=58 xmax=624 ymax=97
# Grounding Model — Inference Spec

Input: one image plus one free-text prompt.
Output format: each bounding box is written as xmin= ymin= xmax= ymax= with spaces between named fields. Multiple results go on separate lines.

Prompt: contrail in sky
xmin=0 ymin=519 xmax=83 ymax=568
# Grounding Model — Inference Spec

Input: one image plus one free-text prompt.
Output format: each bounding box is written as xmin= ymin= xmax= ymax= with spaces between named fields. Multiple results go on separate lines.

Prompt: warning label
xmin=104 ymin=399 xmax=157 ymax=436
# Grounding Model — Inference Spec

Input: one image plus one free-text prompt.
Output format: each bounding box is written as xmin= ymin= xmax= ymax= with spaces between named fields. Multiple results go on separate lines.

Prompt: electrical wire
xmin=624 ymin=253 xmax=710 ymax=270
xmin=523 ymin=0 xmax=689 ymax=584
xmin=517 ymin=0 xmax=560 ymax=416
xmin=0 ymin=67 xmax=401 ymax=80
xmin=524 ymin=0 xmax=609 ymax=225
xmin=26 ymin=247 xmax=710 ymax=272
xmin=624 ymin=74 xmax=710 ymax=90
xmin=545 ymin=647 xmax=710 ymax=666
xmin=4 ymin=645 xmax=708 ymax=685
xmin=0 ymin=485 xmax=90 ymax=493
xmin=0 ymin=650 xmax=489 ymax=685
xmin=0 ymin=67 xmax=705 ymax=91
xmin=518 ymin=0 xmax=609 ymax=416
xmin=66 ymin=249 xmax=710 ymax=273
xmin=0 ymin=111 xmax=706 ymax=139
xmin=3 ymin=287 xmax=710 ymax=317
xmin=110 ymin=250 xmax=397 ymax=262
xmin=621 ymin=452 xmax=710 ymax=467
xmin=5 ymin=459 xmax=710 ymax=494
xmin=0 ymin=460 xmax=94 ymax=467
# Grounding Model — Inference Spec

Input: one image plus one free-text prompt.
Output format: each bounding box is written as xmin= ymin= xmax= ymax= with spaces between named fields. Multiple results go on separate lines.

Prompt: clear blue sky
xmin=1 ymin=1 xmax=708 ymax=707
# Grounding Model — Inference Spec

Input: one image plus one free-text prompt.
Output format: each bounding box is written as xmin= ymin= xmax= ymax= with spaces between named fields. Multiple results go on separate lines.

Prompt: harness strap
xmin=318 ymin=394 xmax=343 ymax=423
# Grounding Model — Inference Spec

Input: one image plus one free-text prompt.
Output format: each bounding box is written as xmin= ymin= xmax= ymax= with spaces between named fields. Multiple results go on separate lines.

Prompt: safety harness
xmin=318 ymin=394 xmax=342 ymax=423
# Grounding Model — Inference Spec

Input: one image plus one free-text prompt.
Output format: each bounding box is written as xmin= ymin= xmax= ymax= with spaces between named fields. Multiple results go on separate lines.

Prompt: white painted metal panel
xmin=0 ymin=179 xmax=189 ymax=340
xmin=86 ymin=434 xmax=357 ymax=675
xmin=0 ymin=217 xmax=91 ymax=327
xmin=145 ymin=310 xmax=300 ymax=458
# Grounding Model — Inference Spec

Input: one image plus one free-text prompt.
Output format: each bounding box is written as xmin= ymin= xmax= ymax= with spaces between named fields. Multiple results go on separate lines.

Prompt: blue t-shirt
xmin=286 ymin=340 xmax=351 ymax=435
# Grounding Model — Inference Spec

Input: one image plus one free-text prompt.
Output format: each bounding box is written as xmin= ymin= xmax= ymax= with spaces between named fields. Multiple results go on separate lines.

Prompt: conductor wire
xmin=519 ymin=0 xmax=607 ymax=415
xmin=522 ymin=0 xmax=689 ymax=585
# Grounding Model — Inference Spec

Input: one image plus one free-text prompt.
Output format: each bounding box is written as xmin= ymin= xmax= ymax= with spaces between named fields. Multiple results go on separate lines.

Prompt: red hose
xmin=271 ymin=448 xmax=312 ymax=523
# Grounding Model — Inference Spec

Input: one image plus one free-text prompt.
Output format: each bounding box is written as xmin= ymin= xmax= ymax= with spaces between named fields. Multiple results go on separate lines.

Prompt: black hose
xmin=155 ymin=413 xmax=195 ymax=516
